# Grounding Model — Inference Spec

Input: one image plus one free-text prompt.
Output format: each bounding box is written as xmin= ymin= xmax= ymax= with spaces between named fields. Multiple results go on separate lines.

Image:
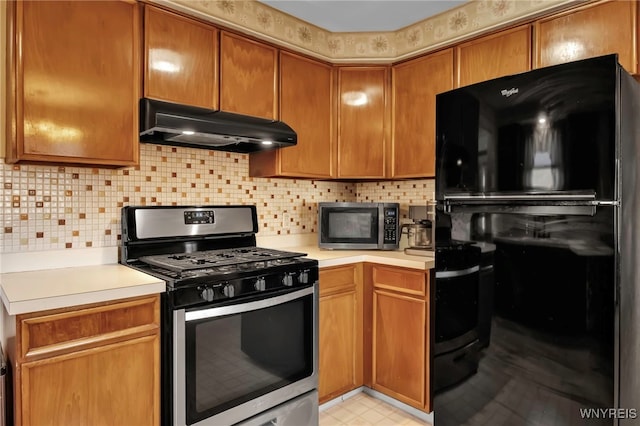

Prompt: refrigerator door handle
xmin=592 ymin=200 xmax=620 ymax=206
xmin=442 ymin=203 xmax=598 ymax=216
xmin=441 ymin=193 xmax=612 ymax=215
xmin=443 ymin=193 xmax=597 ymax=203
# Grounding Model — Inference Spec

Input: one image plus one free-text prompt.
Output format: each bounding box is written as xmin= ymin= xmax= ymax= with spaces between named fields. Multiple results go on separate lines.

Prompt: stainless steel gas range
xmin=120 ymin=205 xmax=319 ymax=426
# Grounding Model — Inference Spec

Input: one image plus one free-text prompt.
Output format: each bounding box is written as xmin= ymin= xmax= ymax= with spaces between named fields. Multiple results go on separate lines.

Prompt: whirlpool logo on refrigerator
xmin=501 ymin=88 xmax=519 ymax=97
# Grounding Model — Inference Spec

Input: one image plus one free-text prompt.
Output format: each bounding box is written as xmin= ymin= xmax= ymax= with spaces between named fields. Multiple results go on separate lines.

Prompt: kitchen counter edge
xmin=286 ymin=246 xmax=435 ymax=270
xmin=0 ymin=264 xmax=165 ymax=316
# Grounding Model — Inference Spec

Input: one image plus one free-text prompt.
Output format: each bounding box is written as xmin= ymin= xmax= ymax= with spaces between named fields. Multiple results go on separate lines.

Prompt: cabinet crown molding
xmin=153 ymin=0 xmax=583 ymax=63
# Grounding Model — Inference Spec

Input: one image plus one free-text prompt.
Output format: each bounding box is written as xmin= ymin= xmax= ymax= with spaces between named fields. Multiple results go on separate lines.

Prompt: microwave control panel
xmin=383 ymin=207 xmax=399 ymax=244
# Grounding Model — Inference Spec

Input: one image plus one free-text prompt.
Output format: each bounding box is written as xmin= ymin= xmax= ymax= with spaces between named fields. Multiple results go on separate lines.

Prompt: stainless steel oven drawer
xmin=236 ymin=390 xmax=318 ymax=426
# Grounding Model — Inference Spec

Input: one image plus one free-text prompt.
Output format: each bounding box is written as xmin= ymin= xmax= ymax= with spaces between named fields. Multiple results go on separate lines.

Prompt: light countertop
xmin=283 ymin=245 xmax=435 ymax=270
xmin=0 ymin=264 xmax=165 ymax=315
xmin=0 ymin=237 xmax=433 ymax=316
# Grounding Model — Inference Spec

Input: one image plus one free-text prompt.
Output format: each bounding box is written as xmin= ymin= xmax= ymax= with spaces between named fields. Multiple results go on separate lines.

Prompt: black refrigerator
xmin=433 ymin=54 xmax=640 ymax=426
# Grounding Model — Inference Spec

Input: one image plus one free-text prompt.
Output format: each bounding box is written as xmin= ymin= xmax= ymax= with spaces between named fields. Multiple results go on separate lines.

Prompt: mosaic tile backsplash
xmin=1 ymin=144 xmax=434 ymax=253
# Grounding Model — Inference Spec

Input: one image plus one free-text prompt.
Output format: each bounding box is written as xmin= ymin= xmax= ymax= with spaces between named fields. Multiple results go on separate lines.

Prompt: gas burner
xmin=169 ymin=255 xmax=192 ymax=260
xmin=138 ymin=246 xmax=307 ymax=274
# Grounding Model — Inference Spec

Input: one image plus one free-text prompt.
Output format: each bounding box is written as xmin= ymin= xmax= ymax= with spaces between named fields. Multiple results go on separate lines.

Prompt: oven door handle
xmin=184 ymin=286 xmax=315 ymax=321
xmin=435 ymin=265 xmax=479 ymax=279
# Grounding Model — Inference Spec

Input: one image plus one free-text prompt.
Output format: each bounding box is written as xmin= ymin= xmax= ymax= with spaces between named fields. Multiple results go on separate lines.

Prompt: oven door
xmin=173 ymin=285 xmax=318 ymax=426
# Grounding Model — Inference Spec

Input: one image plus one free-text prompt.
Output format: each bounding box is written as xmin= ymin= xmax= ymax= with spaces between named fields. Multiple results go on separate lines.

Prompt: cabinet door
xmin=457 ymin=25 xmax=532 ymax=88
xmin=14 ymin=295 xmax=160 ymax=426
xmin=392 ymin=49 xmax=454 ymax=178
xmin=220 ymin=32 xmax=277 ymax=119
xmin=536 ymin=0 xmax=637 ymax=73
xmin=373 ymin=289 xmax=426 ymax=409
xmin=6 ymin=0 xmax=140 ymax=166
xmin=20 ymin=335 xmax=159 ymax=426
xmin=145 ymin=5 xmax=218 ymax=109
xmin=318 ymin=265 xmax=363 ymax=403
xmin=250 ymin=52 xmax=334 ymax=178
xmin=337 ymin=67 xmax=388 ymax=179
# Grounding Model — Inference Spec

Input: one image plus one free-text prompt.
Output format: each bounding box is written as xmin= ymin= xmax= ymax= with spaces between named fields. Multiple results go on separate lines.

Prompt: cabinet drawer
xmin=319 ymin=264 xmax=361 ymax=296
xmin=371 ymin=265 xmax=427 ymax=296
xmin=18 ymin=295 xmax=160 ymax=361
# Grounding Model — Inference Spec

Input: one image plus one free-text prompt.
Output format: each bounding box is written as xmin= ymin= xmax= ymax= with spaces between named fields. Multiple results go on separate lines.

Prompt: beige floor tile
xmin=330 ymin=406 xmax=359 ymax=423
xmin=344 ymin=400 xmax=372 ymax=416
xmin=402 ymin=417 xmax=430 ymax=426
xmin=375 ymin=418 xmax=406 ymax=426
xmin=357 ymin=395 xmax=381 ymax=408
xmin=343 ymin=416 xmax=374 ymax=426
xmin=319 ymin=413 xmax=345 ymax=426
xmin=324 ymin=393 xmax=431 ymax=426
xmin=372 ymin=403 xmax=397 ymax=417
xmin=383 ymin=410 xmax=412 ymax=424
xmin=358 ymin=408 xmax=388 ymax=424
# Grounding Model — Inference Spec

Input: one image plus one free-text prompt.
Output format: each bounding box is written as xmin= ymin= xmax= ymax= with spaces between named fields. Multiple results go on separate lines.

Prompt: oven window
xmin=184 ymin=295 xmax=314 ymax=425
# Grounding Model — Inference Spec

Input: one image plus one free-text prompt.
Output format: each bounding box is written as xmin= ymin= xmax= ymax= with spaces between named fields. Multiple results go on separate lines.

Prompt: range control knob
xmin=282 ymin=273 xmax=294 ymax=287
xmin=255 ymin=277 xmax=266 ymax=291
xmin=223 ymin=284 xmax=235 ymax=298
xmin=199 ymin=286 xmax=215 ymax=302
xmin=298 ymin=270 xmax=309 ymax=284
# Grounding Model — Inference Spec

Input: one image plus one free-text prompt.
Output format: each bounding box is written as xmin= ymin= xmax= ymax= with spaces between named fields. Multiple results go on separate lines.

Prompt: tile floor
xmin=319 ymin=393 xmax=431 ymax=426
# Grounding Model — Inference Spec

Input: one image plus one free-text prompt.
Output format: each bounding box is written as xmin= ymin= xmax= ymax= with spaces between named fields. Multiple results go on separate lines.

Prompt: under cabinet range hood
xmin=139 ymin=98 xmax=297 ymax=153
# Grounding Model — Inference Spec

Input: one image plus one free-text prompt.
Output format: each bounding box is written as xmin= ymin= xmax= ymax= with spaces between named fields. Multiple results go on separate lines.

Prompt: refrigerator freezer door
xmin=436 ymin=54 xmax=617 ymax=202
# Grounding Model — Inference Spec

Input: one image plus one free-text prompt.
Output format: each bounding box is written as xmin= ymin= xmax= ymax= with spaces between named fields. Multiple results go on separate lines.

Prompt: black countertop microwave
xmin=318 ymin=202 xmax=400 ymax=250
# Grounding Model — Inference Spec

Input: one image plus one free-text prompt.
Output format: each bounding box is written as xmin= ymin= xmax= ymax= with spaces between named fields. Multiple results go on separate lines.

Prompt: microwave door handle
xmin=378 ymin=208 xmax=385 ymax=247
xmin=184 ymin=286 xmax=314 ymax=321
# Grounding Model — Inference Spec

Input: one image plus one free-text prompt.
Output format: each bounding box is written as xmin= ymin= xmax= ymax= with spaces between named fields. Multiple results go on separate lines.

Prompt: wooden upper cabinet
xmin=391 ymin=49 xmax=454 ymax=178
xmin=457 ymin=25 xmax=532 ymax=88
xmin=535 ymin=0 xmax=638 ymax=73
xmin=220 ymin=32 xmax=277 ymax=119
xmin=6 ymin=0 xmax=140 ymax=166
xmin=250 ymin=52 xmax=334 ymax=178
xmin=336 ymin=67 xmax=388 ymax=179
xmin=144 ymin=5 xmax=218 ymax=109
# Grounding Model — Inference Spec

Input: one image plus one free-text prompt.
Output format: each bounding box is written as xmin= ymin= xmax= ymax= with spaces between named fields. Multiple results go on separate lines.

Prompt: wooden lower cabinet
xmin=13 ymin=295 xmax=161 ymax=426
xmin=318 ymin=264 xmax=363 ymax=403
xmin=367 ymin=263 xmax=431 ymax=412
xmin=319 ymin=262 xmax=432 ymax=413
xmin=373 ymin=290 xmax=426 ymax=408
